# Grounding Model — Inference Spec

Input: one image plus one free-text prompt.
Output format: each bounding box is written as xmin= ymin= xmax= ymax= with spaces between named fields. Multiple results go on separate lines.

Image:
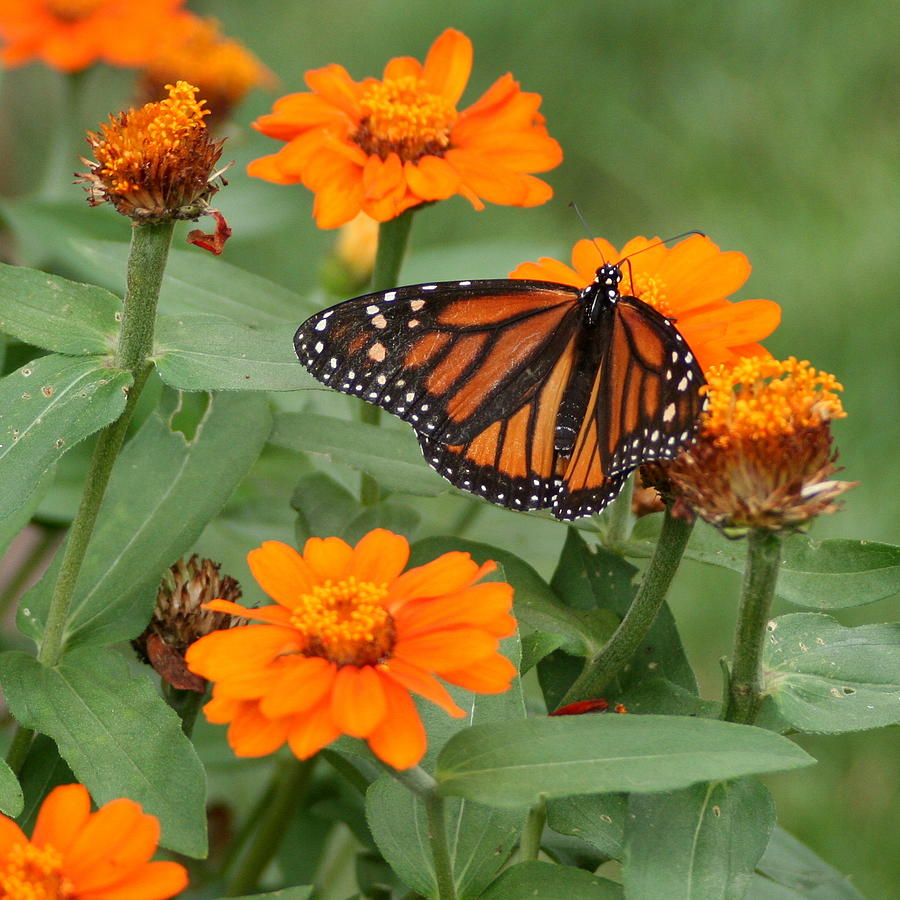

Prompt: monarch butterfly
xmin=294 ymin=259 xmax=706 ymax=520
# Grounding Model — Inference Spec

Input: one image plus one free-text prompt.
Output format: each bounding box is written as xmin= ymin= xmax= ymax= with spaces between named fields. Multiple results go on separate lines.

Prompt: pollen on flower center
xmin=0 ymin=841 xmax=74 ymax=900
xmin=45 ymin=0 xmax=105 ymax=22
xmin=627 ymin=271 xmax=674 ymax=319
xmin=291 ymin=576 xmax=395 ymax=666
xmin=354 ymin=76 xmax=457 ymax=161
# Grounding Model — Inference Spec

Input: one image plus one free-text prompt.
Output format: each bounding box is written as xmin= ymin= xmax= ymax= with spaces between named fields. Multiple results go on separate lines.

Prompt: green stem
xmin=520 ymin=798 xmax=546 ymax=861
xmin=389 ymin=765 xmax=457 ymax=900
xmin=604 ymin=472 xmax=635 ymax=547
xmin=359 ymin=210 xmax=416 ymax=504
xmin=559 ymin=508 xmax=693 ymax=706
xmin=225 ymin=757 xmax=316 ymax=896
xmin=724 ymin=528 xmax=782 ymax=724
xmin=38 ymin=221 xmax=173 ymax=668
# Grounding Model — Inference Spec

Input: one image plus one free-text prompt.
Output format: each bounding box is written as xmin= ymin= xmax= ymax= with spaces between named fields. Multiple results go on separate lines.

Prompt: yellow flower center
xmin=0 ymin=842 xmax=74 ymax=900
xmin=355 ymin=76 xmax=457 ymax=161
xmin=702 ymin=356 xmax=846 ymax=446
xmin=624 ymin=269 xmax=675 ymax=319
xmin=290 ymin=576 xmax=396 ymax=666
xmin=92 ymin=81 xmax=210 ymax=194
xmin=45 ymin=0 xmax=105 ymax=23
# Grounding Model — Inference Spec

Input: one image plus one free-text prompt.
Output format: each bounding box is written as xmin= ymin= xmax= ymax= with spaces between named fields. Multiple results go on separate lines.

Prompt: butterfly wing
xmin=552 ymin=295 xmax=707 ymax=519
xmin=295 ymin=279 xmax=582 ymax=446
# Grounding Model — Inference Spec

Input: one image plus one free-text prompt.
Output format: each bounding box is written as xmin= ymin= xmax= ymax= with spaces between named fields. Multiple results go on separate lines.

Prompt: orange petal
xmin=65 ymin=798 xmax=152 ymax=884
xmin=228 ymin=703 xmax=291 ymax=757
xmin=363 ymin=190 xmax=422 ymax=223
xmin=185 ymin=625 xmax=301 ymax=683
xmin=441 ymin=653 xmax=517 ymax=693
xmin=32 ymin=783 xmax=90 ymax=851
xmin=202 ymin=692 xmax=241 ymax=724
xmin=404 ymin=156 xmax=461 ymax=201
xmin=516 ymin=173 xmax=555 ymax=207
xmin=259 ymin=657 xmax=337 ymax=718
xmin=304 ymin=64 xmax=362 ymax=119
xmin=396 ymin=583 xmax=516 ymax=639
xmin=302 ymin=536 xmax=354 ymax=580
xmin=248 ymin=541 xmax=318 ymax=607
xmin=444 ymin=148 xmax=532 ymax=205
xmin=366 ymin=675 xmax=426 ymax=769
xmin=0 ymin=814 xmax=26 ymax=854
xmin=390 ymin=552 xmax=492 ymax=605
xmin=394 ymin=628 xmax=498 ymax=672
xmin=380 ymin=658 xmax=465 ymax=717
xmin=78 ymin=861 xmax=188 ymax=900
xmin=330 ymin=665 xmax=387 ymax=737
xmin=246 ymin=152 xmax=303 ymax=185
xmin=362 ymin=152 xmax=405 ymax=201
xmin=287 ymin=698 xmax=341 ymax=759
xmin=382 ymin=55 xmax=423 ymax=82
xmin=204 ymin=599 xmax=293 ymax=627
xmin=571 ymin=238 xmax=621 ymax=281
xmin=423 ymin=28 xmax=472 ymax=106
xmin=509 ymin=257 xmax=581 ymax=287
xmin=310 ymin=157 xmax=367 ymax=229
xmin=349 ymin=528 xmax=410 ymax=584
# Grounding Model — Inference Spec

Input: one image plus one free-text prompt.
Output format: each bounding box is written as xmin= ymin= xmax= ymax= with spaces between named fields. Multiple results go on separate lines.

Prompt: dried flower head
xmin=656 ymin=356 xmax=856 ymax=531
xmin=133 ymin=555 xmax=245 ymax=691
xmin=78 ymin=81 xmax=227 ymax=224
xmin=138 ymin=14 xmax=274 ymax=123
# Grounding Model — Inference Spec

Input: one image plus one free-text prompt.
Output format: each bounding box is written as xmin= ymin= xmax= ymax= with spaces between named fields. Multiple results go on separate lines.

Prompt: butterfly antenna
xmin=568 ymin=201 xmax=607 ymax=262
xmin=618 ymin=230 xmax=706 ymax=264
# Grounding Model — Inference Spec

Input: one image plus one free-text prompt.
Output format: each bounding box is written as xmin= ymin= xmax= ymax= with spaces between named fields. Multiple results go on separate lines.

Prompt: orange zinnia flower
xmin=248 ymin=28 xmax=563 ymax=228
xmin=510 ymin=235 xmax=782 ymax=372
xmin=0 ymin=783 xmax=188 ymax=899
xmin=186 ymin=529 xmax=517 ymax=770
xmin=0 ymin=0 xmax=184 ymax=72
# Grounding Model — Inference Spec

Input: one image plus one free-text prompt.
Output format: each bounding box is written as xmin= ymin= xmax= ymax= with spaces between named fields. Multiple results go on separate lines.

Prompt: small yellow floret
xmin=702 ymin=356 xmax=845 ymax=446
xmin=0 ymin=841 xmax=74 ymax=900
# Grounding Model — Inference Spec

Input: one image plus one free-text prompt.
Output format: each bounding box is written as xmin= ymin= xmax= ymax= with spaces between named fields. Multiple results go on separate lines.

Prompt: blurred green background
xmin=1 ymin=0 xmax=897 ymax=895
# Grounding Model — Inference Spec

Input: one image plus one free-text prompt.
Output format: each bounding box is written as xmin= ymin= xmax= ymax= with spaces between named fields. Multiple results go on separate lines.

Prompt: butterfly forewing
xmin=294 ymin=279 xmax=582 ymax=445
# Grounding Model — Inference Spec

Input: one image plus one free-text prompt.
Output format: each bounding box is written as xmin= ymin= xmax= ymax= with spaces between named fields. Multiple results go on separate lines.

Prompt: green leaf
xmin=630 ymin=519 xmax=900 ymax=609
xmin=271 ymin=412 xmax=451 ymax=497
xmin=547 ymin=793 xmax=627 ymax=860
xmin=0 ymin=758 xmax=23 ymax=817
xmin=0 ymin=648 xmax=207 ymax=856
xmin=752 ymin=827 xmax=864 ymax=898
xmin=0 ymin=354 xmax=131 ymax=520
xmin=366 ymin=634 xmax=525 ymax=900
xmin=68 ymin=239 xmax=317 ymax=326
xmin=0 ymin=467 xmax=52 ymax=558
xmin=341 ymin=502 xmax=420 ymax=545
xmin=411 ymin=536 xmax=591 ymax=659
xmin=154 ymin=314 xmax=318 ymax=391
xmin=292 ymin=471 xmax=361 ymax=544
xmin=624 ymin=779 xmax=774 ymax=900
xmin=478 ymin=861 xmax=624 ymax=899
xmin=436 ymin=716 xmax=813 ymax=808
xmin=0 ymin=262 xmax=120 ymax=355
xmin=18 ymin=392 xmax=272 ymax=648
xmin=216 ymin=888 xmax=314 ymax=900
xmin=762 ymin=613 xmax=900 ymax=733
xmin=15 ymin=734 xmax=74 ymax=834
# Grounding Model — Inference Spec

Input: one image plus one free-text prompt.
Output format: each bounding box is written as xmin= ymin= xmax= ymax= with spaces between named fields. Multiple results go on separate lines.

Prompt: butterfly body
xmin=295 ymin=262 xmax=706 ymax=520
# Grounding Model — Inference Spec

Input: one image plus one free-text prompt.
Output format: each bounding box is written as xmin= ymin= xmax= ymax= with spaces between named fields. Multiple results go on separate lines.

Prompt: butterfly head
xmin=583 ymin=263 xmax=623 ymax=325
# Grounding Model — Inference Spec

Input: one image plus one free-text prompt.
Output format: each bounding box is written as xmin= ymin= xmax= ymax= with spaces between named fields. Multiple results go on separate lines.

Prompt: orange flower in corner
xmin=0 ymin=0 xmax=184 ymax=72
xmin=186 ymin=529 xmax=517 ymax=770
xmin=0 ymin=784 xmax=188 ymax=899
xmin=510 ymin=234 xmax=782 ymax=371
xmin=248 ymin=28 xmax=563 ymax=228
